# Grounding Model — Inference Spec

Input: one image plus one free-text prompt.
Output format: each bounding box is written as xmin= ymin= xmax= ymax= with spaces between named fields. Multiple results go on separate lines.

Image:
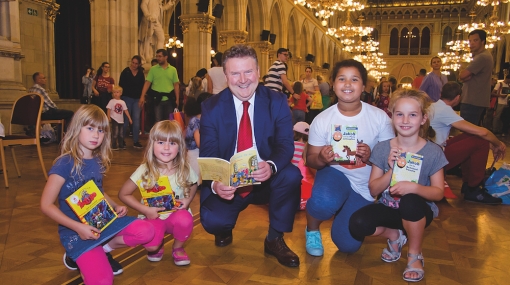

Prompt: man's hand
xmin=139 ymin=96 xmax=145 ymax=108
xmin=490 ymin=140 xmax=506 ymax=161
xmin=213 ymin=181 xmax=236 ymax=200
xmin=251 ymin=161 xmax=272 ymax=183
xmin=292 ymin=93 xmax=301 ymax=100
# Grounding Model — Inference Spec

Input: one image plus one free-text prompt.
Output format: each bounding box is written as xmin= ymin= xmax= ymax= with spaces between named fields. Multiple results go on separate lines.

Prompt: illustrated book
xmin=137 ymin=176 xmax=180 ymax=214
xmin=331 ymin=124 xmax=358 ymax=164
xmin=198 ymin=148 xmax=260 ymax=188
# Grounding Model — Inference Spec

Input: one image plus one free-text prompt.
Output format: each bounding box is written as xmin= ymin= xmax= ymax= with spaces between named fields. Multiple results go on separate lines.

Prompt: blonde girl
xmin=188 ymin=76 xmax=203 ymax=99
xmin=41 ymin=105 xmax=155 ymax=284
xmin=349 ymin=89 xmax=447 ymax=282
xmin=119 ymin=120 xmax=198 ymax=266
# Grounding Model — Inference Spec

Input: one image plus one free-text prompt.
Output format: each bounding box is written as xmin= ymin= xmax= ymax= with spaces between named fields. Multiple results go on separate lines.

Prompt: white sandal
xmin=381 ymin=229 xmax=407 ymax=262
xmin=403 ymin=253 xmax=425 ymax=282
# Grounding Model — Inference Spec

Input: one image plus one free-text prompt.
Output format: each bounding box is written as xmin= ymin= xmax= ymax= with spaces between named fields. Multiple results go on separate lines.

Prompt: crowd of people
xmin=37 ymin=28 xmax=507 ymax=284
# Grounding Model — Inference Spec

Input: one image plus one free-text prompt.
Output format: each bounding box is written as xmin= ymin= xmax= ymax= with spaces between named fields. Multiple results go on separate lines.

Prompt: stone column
xmin=0 ymin=0 xmax=25 ymax=102
xmin=44 ymin=2 xmax=58 ymax=94
xmin=246 ymin=41 xmax=271 ymax=77
xmin=218 ymin=30 xmax=248 ymax=52
xmin=180 ymin=13 xmax=214 ymax=82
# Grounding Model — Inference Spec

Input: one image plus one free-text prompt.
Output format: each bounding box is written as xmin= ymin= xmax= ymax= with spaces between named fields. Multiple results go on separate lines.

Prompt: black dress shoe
xmin=215 ymin=231 xmax=233 ymax=247
xmin=264 ymin=236 xmax=300 ymax=267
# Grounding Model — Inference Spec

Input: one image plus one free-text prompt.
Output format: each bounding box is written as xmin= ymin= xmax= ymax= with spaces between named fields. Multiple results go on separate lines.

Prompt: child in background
xmin=291 ymin=81 xmax=312 ymax=124
xmin=292 ymin=122 xmax=310 ymax=167
xmin=349 ymin=89 xmax=447 ymax=282
xmin=106 ymin=86 xmax=132 ymax=150
xmin=375 ymin=81 xmax=392 ymax=117
xmin=119 ymin=120 xmax=198 ymax=266
xmin=187 ymin=76 xmax=203 ymax=99
xmin=40 ymin=105 xmax=155 ymax=284
xmin=184 ymin=92 xmax=213 ymax=186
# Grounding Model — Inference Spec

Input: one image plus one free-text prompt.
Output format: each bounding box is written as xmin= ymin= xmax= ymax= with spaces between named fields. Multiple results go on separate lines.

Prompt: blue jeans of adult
xmin=306 ymin=166 xmax=372 ymax=253
xmin=154 ymin=100 xmax=173 ymax=123
xmin=122 ymin=96 xmax=141 ymax=144
xmin=460 ymin=103 xmax=485 ymax=126
xmin=200 ymin=163 xmax=301 ymax=235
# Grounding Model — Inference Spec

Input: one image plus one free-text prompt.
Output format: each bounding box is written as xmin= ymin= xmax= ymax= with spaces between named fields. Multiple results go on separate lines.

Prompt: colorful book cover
xmin=390 ymin=151 xmax=423 ymax=187
xmin=137 ymin=176 xmax=180 ymax=214
xmin=65 ymin=180 xmax=118 ymax=232
xmin=198 ymin=148 xmax=261 ymax=188
xmin=331 ymin=124 xmax=358 ymax=164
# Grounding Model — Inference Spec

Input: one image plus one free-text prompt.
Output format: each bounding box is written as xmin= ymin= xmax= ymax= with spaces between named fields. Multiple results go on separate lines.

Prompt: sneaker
xmin=133 ymin=142 xmax=143 ymax=149
xmin=147 ymin=247 xmax=164 ymax=262
xmin=172 ymin=247 xmax=190 ymax=266
xmin=464 ymin=187 xmax=502 ymax=205
xmin=63 ymin=253 xmax=78 ymax=270
xmin=305 ymin=227 xmax=324 ymax=256
xmin=112 ymin=146 xmax=119 ymax=151
xmin=106 ymin=252 xmax=123 ymax=275
xmin=120 ymin=145 xmax=127 ymax=150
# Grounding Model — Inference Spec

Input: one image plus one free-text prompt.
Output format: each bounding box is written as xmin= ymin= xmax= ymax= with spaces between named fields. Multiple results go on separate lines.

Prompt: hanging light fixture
xmin=166 ymin=11 xmax=183 ymax=52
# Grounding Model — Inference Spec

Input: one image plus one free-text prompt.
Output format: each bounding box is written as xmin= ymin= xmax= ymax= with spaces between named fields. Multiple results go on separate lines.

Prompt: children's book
xmin=197 ymin=149 xmax=260 ymax=188
xmin=389 ymin=151 xmax=423 ymax=200
xmin=331 ymin=124 xmax=358 ymax=164
xmin=65 ymin=180 xmax=118 ymax=231
xmin=136 ymin=176 xmax=180 ymax=214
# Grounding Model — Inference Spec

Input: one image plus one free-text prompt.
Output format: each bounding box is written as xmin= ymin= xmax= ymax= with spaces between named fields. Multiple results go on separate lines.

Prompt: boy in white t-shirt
xmin=107 ymin=86 xmax=133 ymax=150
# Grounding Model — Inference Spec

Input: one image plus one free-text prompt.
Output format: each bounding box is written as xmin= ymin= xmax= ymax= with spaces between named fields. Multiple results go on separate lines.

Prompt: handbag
xmin=310 ymin=91 xmax=323 ymax=110
xmin=169 ymin=108 xmax=185 ymax=131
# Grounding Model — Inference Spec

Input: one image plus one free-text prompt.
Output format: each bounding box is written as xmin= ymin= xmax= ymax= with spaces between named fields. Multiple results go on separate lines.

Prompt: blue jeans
xmin=460 ymin=103 xmax=485 ymax=126
xmin=122 ymin=96 xmax=141 ymax=143
xmin=306 ymin=166 xmax=372 ymax=253
xmin=292 ymin=109 xmax=306 ymax=124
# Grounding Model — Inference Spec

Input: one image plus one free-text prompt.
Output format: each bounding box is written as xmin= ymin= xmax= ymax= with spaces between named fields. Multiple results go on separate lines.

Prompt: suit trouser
xmin=200 ymin=163 xmax=301 ymax=235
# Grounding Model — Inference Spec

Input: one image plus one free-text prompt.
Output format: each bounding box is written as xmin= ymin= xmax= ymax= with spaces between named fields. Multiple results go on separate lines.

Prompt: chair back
xmin=9 ymin=93 xmax=43 ymax=135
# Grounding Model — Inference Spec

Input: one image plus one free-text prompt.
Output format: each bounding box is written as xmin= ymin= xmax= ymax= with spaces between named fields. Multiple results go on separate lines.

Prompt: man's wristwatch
xmin=268 ymin=161 xmax=277 ymax=175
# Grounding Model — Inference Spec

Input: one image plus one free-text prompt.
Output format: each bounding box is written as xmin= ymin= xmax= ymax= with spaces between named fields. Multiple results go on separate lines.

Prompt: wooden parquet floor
xmin=2 ymin=136 xmax=510 ymax=284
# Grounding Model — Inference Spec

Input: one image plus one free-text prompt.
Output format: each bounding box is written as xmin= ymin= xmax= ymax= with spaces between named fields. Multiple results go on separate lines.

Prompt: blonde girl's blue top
xmin=49 ymin=155 xmax=135 ymax=261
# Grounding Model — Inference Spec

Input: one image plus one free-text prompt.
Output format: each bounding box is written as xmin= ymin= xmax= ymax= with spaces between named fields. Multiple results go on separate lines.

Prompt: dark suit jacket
xmin=200 ymin=85 xmax=295 ymax=189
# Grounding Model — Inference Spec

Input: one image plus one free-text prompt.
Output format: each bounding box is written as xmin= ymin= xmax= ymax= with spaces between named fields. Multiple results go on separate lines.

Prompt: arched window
xmin=372 ymin=29 xmax=379 ymax=41
xmin=410 ymin=27 xmax=420 ymax=55
xmin=421 ymin=27 xmax=430 ymax=55
xmin=442 ymin=26 xmax=453 ymax=49
xmin=400 ymin=27 xmax=409 ymax=55
xmin=390 ymin=28 xmax=399 ymax=55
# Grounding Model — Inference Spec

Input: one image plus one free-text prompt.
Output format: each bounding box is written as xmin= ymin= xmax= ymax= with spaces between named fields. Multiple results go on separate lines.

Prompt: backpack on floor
xmin=485 ymin=163 xmax=510 ymax=205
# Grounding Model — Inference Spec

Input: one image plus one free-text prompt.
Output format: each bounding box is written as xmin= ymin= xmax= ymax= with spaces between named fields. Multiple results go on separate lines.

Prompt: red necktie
xmin=237 ymin=101 xmax=253 ymax=197
xmin=237 ymin=101 xmax=253 ymax=151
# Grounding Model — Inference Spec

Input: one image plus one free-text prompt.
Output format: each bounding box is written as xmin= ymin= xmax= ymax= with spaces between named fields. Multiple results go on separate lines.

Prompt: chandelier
xmin=327 ymin=13 xmax=372 ymax=52
xmin=165 ymin=12 xmax=183 ymax=57
xmin=294 ymin=0 xmax=364 ymax=26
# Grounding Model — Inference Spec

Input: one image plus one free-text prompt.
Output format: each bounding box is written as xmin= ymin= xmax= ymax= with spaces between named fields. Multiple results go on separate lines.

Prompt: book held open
xmin=65 ymin=180 xmax=117 ymax=232
xmin=198 ymin=148 xmax=260 ymax=188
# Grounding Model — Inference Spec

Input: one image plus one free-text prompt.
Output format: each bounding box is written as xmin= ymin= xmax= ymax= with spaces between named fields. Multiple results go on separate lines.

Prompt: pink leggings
xmin=76 ymin=219 xmax=154 ymax=285
xmin=143 ymin=209 xmax=194 ymax=248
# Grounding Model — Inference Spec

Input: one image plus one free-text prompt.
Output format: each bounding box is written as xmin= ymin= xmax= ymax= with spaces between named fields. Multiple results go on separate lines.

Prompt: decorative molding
xmin=0 ymin=49 xmax=24 ymax=60
xmin=180 ymin=14 xmax=215 ymax=34
xmin=247 ymin=41 xmax=272 ymax=54
xmin=44 ymin=2 xmax=59 ymax=22
xmin=218 ymin=30 xmax=248 ymax=46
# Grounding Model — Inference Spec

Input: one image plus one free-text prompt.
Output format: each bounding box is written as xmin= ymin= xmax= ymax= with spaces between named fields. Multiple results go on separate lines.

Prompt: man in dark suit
xmin=200 ymin=44 xmax=302 ymax=267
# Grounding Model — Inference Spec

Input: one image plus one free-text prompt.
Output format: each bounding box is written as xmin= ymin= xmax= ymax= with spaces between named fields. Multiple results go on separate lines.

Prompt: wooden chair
xmin=0 ymin=93 xmax=48 ymax=188
xmin=40 ymin=118 xmax=65 ymax=141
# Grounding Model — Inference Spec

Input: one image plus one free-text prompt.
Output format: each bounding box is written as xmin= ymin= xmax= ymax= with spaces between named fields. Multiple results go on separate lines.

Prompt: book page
xmin=331 ymin=125 xmax=358 ymax=164
xmin=197 ymin=157 xmax=230 ymax=185
xmin=65 ymin=180 xmax=118 ymax=232
xmin=137 ymin=176 xmax=179 ymax=214
xmin=229 ymin=148 xmax=260 ymax=188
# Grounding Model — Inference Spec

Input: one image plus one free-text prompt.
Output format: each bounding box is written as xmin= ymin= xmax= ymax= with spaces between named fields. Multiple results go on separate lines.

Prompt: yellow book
xmin=197 ymin=148 xmax=260 ymax=188
xmin=65 ymin=180 xmax=118 ymax=232
xmin=137 ymin=176 xmax=180 ymax=214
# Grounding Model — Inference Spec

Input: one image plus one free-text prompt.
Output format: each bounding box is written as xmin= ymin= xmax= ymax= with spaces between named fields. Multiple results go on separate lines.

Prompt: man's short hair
xmin=277 ymin=48 xmax=288 ymax=55
xmin=469 ymin=29 xmax=487 ymax=44
xmin=222 ymin=44 xmax=258 ymax=73
xmin=441 ymin=81 xmax=461 ymax=101
xmin=32 ymin=72 xmax=41 ymax=82
xmin=419 ymin=69 xmax=427 ymax=75
xmin=156 ymin=49 xmax=168 ymax=57
xmin=214 ymin=52 xmax=223 ymax=65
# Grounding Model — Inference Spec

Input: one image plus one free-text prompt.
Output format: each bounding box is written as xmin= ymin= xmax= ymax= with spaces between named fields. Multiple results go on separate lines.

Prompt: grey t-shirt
xmin=461 ymin=49 xmax=493 ymax=107
xmin=369 ymin=139 xmax=449 ymax=218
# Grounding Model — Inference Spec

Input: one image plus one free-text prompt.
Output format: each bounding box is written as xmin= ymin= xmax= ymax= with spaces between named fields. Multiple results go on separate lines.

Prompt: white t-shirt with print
xmin=308 ymin=102 xmax=395 ymax=201
xmin=494 ymin=81 xmax=510 ymax=105
xmin=130 ymin=164 xmax=198 ymax=219
xmin=106 ymin=99 xmax=128 ymax=124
